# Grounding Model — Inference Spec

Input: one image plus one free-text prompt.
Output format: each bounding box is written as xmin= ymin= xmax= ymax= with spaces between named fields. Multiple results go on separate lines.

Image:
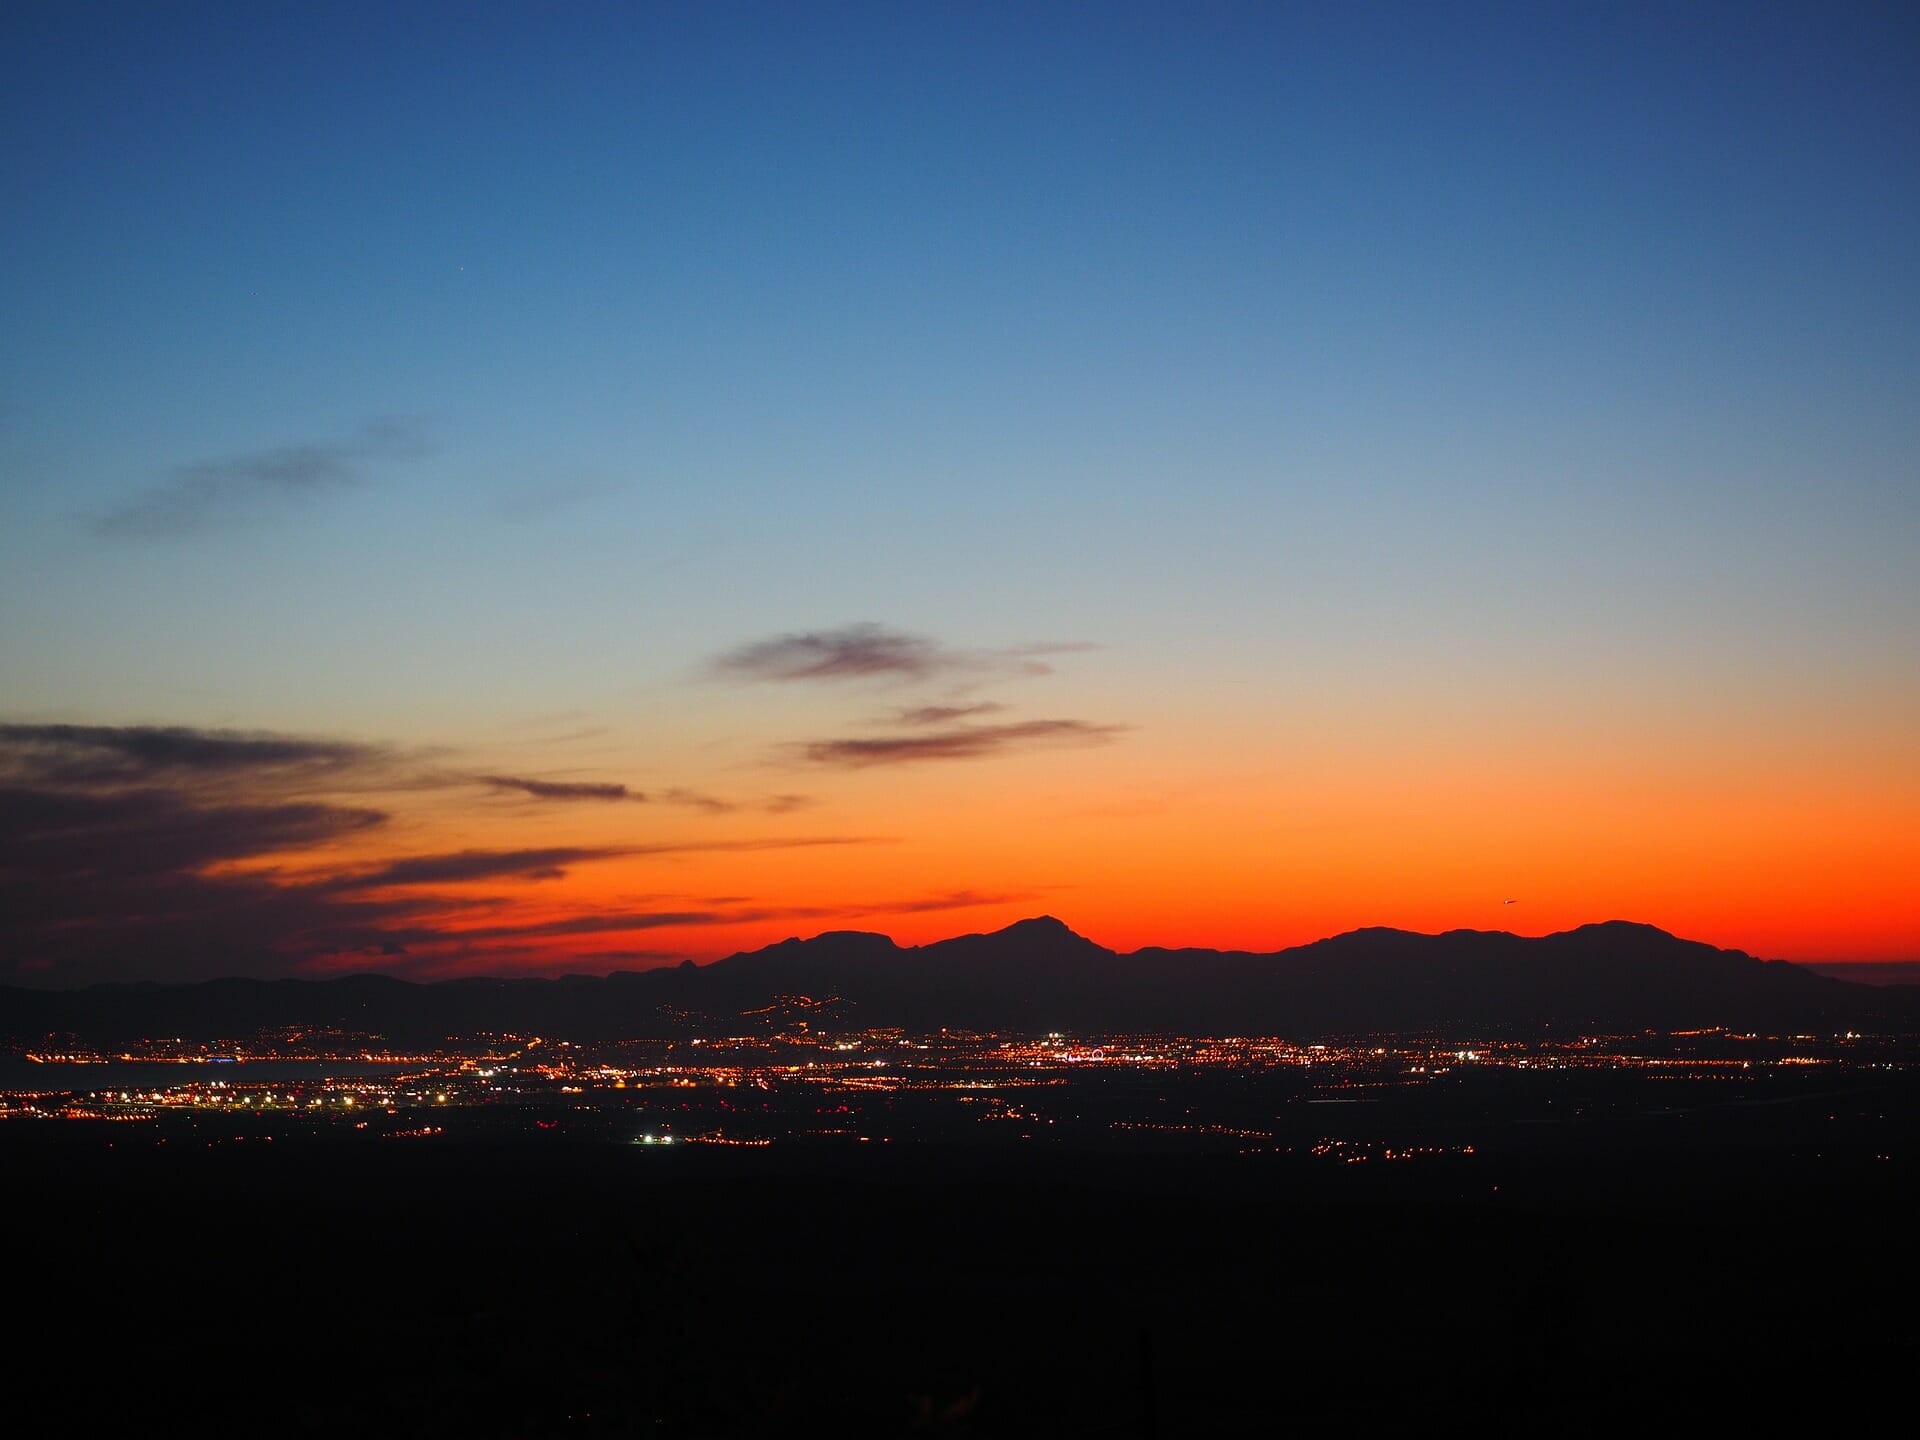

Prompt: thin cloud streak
xmin=434 ymin=910 xmax=739 ymax=942
xmin=894 ymin=703 xmax=1008 ymax=726
xmin=326 ymin=835 xmax=884 ymax=890
xmin=850 ymin=889 xmax=1037 ymax=916
xmin=93 ymin=415 xmax=432 ymax=537
xmin=623 ymin=835 xmax=885 ymax=856
xmin=476 ymin=775 xmax=797 ymax=814
xmin=325 ymin=847 xmax=625 ymax=891
xmin=658 ymin=787 xmax=734 ymax=813
xmin=479 ymin=774 xmax=632 ymax=802
xmin=803 ymin=719 xmax=1125 ymax=768
xmin=714 ymin=624 xmax=1094 ymax=686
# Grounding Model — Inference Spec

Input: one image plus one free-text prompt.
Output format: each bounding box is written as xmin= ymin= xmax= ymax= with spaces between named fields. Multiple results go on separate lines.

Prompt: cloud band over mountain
xmin=0 ymin=722 xmax=885 ymax=983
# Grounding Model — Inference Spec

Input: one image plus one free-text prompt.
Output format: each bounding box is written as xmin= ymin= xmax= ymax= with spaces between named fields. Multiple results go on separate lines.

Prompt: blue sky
xmin=2 ymin=3 xmax=1917 ymax=975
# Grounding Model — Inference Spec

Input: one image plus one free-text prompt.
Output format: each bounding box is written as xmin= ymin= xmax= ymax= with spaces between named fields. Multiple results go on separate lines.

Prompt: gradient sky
xmin=3 ymin=1 xmax=1916 ymax=983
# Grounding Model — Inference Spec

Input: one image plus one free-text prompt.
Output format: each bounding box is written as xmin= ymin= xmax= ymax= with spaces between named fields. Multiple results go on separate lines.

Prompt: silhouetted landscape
xmin=7 ymin=918 xmax=1919 ymax=1434
xmin=7 ymin=917 xmax=1912 ymax=1047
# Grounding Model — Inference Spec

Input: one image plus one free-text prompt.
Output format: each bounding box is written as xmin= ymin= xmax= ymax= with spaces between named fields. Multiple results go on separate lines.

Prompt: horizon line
xmin=8 ymin=915 xmax=1914 ymax=992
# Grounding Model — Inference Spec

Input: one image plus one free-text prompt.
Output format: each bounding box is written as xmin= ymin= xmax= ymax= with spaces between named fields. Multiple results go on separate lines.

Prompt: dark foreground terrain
xmin=10 ymin=1082 xmax=1919 ymax=1438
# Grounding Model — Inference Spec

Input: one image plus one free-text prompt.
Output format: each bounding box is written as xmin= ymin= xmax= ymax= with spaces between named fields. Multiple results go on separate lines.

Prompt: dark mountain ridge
xmin=3 ymin=918 xmax=1912 ymax=1046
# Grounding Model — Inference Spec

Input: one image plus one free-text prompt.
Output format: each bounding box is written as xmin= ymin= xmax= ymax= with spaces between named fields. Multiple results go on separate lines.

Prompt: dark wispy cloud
xmin=333 ymin=835 xmax=879 ymax=891
xmin=433 ymin=910 xmax=739 ymax=942
xmin=893 ymin=702 xmax=1008 ymax=726
xmin=802 ymin=719 xmax=1124 ymax=768
xmin=0 ymin=720 xmax=880 ymax=984
xmin=623 ymin=835 xmax=880 ymax=857
xmin=658 ymin=787 xmax=733 ymax=813
xmin=714 ymin=623 xmax=942 ymax=681
xmin=852 ymin=889 xmax=1036 ymax=916
xmin=0 ymin=784 xmax=386 ymax=881
xmin=0 ymin=751 xmax=406 ymax=984
xmin=474 ymin=775 xmax=799 ymax=814
xmin=93 ymin=415 xmax=432 ymax=538
xmin=714 ymin=624 xmax=1091 ymax=685
xmin=655 ymin=790 xmax=818 ymax=815
xmin=0 ymin=722 xmax=388 ymax=790
xmin=478 ymin=774 xmax=632 ymax=802
xmin=325 ymin=846 xmax=625 ymax=891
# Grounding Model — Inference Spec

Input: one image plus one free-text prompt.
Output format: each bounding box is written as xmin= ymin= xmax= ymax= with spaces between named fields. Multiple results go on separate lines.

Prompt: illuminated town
xmin=5 ymin=1012 xmax=1904 ymax=1161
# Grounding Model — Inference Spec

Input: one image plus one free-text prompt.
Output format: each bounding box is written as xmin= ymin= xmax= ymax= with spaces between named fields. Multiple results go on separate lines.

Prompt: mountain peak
xmin=995 ymin=915 xmax=1080 ymax=939
xmin=7 ymin=918 xmax=1897 ymax=1041
xmin=1558 ymin=920 xmax=1679 ymax=942
xmin=708 ymin=928 xmax=899 ymax=971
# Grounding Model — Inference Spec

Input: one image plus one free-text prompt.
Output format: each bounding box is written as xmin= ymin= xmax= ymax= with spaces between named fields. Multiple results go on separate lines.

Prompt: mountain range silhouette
xmin=4 ymin=918 xmax=1913 ymax=1046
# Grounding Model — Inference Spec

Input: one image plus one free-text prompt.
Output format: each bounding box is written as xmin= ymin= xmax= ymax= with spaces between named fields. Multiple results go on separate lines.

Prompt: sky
xmin=2 ymin=1 xmax=1916 ymax=983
